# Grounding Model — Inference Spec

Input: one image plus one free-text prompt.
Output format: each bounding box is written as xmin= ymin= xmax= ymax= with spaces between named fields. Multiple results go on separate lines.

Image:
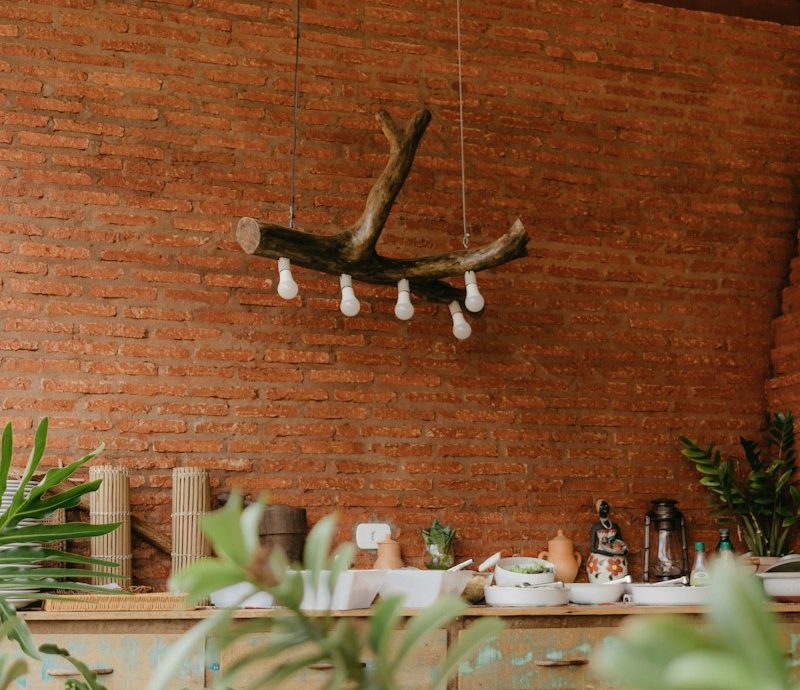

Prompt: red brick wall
xmin=2 ymin=0 xmax=799 ymax=586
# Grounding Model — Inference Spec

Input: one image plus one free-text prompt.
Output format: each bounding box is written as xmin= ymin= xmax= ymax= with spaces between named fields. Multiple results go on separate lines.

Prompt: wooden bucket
xmin=259 ymin=505 xmax=307 ymax=563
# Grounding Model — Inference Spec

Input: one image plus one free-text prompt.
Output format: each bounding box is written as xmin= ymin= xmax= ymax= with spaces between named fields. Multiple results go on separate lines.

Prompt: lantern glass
xmin=643 ymin=498 xmax=689 ymax=582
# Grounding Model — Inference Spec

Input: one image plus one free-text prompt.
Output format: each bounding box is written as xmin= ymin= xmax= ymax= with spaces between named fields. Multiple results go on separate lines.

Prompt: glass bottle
xmin=690 ymin=542 xmax=710 ymax=586
xmin=716 ymin=528 xmax=735 ymax=562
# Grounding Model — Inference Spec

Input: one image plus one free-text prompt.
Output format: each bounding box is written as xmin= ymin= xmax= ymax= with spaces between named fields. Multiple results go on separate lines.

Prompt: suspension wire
xmin=455 ymin=0 xmax=470 ymax=250
xmin=288 ymin=0 xmax=301 ymax=230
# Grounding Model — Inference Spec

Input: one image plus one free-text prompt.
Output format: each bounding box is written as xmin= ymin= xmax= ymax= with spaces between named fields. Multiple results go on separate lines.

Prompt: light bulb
xmin=394 ymin=278 xmax=414 ymax=320
xmin=464 ymin=270 xmax=485 ymax=312
xmin=449 ymin=301 xmax=472 ymax=340
xmin=339 ymin=274 xmax=361 ymax=317
xmin=276 ymin=257 xmax=298 ymax=300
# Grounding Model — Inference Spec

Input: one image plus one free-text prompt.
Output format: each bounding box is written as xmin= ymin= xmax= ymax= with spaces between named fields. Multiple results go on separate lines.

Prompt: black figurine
xmin=586 ymin=499 xmax=629 ymax=582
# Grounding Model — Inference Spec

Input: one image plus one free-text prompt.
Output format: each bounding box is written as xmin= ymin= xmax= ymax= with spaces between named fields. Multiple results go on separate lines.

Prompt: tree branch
xmin=235 ymin=107 xmax=531 ymax=304
xmin=342 ymin=108 xmax=432 ymax=262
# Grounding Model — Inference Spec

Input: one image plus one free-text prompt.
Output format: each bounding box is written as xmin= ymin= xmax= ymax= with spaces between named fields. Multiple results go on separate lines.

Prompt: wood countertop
xmin=19 ymin=602 xmax=800 ymax=621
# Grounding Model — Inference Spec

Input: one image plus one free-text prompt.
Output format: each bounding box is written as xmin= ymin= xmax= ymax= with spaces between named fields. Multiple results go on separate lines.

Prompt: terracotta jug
xmin=538 ymin=530 xmax=582 ymax=583
xmin=374 ymin=536 xmax=404 ymax=569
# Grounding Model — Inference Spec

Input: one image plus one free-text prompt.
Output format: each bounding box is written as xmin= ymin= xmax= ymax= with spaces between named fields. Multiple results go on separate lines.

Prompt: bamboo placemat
xmin=43 ymin=592 xmax=193 ymax=612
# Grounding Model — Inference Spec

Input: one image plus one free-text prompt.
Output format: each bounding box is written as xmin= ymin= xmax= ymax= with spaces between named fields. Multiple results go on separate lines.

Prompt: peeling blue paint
xmin=475 ymin=643 xmax=503 ymax=669
xmin=510 ymin=650 xmax=533 ymax=667
xmin=460 ymin=641 xmax=503 ymax=676
xmin=790 ymin=633 xmax=800 ymax=667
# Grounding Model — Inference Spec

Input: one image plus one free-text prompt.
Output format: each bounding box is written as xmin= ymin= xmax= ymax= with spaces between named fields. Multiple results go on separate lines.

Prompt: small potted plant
xmin=422 ymin=520 xmax=456 ymax=570
xmin=681 ymin=411 xmax=800 ymax=558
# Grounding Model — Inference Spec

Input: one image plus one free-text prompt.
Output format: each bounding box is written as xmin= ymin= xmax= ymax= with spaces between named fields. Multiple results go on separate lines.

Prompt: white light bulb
xmin=464 ymin=270 xmax=485 ymax=312
xmin=394 ymin=278 xmax=414 ymax=320
xmin=339 ymin=274 xmax=360 ymax=317
xmin=449 ymin=301 xmax=472 ymax=340
xmin=277 ymin=257 xmax=299 ymax=300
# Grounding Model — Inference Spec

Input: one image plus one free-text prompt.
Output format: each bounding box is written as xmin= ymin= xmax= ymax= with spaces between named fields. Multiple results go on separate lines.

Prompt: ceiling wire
xmin=455 ymin=0 xmax=470 ymax=250
xmin=289 ymin=0 xmax=302 ymax=230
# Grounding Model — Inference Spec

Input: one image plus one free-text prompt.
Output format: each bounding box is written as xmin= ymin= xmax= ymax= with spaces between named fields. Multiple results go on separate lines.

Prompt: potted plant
xmin=681 ymin=411 xmax=800 ymax=557
xmin=0 ymin=417 xmax=124 ymax=690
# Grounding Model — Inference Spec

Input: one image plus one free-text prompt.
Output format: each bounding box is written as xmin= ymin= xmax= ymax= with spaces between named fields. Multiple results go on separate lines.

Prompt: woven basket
xmin=43 ymin=592 xmax=194 ymax=612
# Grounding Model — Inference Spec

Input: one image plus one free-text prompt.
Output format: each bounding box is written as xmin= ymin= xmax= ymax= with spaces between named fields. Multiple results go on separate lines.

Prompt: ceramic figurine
xmin=587 ymin=499 xmax=629 ymax=582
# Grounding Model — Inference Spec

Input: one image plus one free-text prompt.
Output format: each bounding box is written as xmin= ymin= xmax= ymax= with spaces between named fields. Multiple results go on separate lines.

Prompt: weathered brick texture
xmin=1 ymin=0 xmax=799 ymax=585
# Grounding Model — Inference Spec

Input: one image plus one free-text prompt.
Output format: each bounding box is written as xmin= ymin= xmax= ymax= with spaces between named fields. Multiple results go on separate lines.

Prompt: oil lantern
xmin=643 ymin=498 xmax=689 ymax=582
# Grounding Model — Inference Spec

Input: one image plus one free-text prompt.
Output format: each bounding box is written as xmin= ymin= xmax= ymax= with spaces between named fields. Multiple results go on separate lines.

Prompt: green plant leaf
xmin=146 ymin=608 xmax=233 ymax=690
xmin=17 ymin=479 xmax=104 ymax=519
xmin=0 ymin=598 xmax=38 ymax=660
xmin=328 ymin=542 xmax=355 ymax=597
xmin=708 ymin=562 xmax=788 ymax=689
xmin=431 ymin=617 xmax=504 ymax=690
xmin=0 ymin=521 xmax=121 ymax=544
xmin=391 ymin=595 xmax=467 ymax=674
xmin=0 ymin=423 xmax=12 ymax=503
xmin=201 ymin=493 xmax=249 ymax=567
xmin=26 ymin=448 xmax=103 ymax=504
xmin=240 ymin=500 xmax=264 ymax=563
xmin=663 ymin=650 xmax=758 ymax=690
xmin=39 ymin=644 xmax=109 ymax=690
xmin=0 ymin=654 xmax=27 ymax=690
xmin=304 ymin=514 xmax=337 ymax=592
xmin=169 ymin=559 xmax=245 ymax=601
xmin=244 ymin=651 xmax=329 ymax=690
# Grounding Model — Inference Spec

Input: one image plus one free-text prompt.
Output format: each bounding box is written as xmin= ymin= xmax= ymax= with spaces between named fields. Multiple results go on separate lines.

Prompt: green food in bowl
xmin=508 ymin=563 xmax=547 ymax=575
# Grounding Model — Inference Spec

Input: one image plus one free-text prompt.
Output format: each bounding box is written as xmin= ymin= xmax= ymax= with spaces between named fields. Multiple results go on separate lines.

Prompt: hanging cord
xmin=456 ymin=0 xmax=469 ymax=249
xmin=288 ymin=0 xmax=301 ymax=229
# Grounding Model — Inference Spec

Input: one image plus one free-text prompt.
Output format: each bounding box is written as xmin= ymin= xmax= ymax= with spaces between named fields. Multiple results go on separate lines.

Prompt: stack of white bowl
xmin=0 ymin=480 xmax=42 ymax=607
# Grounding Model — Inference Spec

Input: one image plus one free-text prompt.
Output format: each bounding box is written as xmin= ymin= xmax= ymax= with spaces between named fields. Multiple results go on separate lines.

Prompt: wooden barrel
xmin=259 ymin=505 xmax=307 ymax=563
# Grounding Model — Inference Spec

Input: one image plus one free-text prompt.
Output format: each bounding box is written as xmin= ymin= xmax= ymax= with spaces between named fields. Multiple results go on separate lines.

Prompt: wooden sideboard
xmin=16 ymin=604 xmax=800 ymax=690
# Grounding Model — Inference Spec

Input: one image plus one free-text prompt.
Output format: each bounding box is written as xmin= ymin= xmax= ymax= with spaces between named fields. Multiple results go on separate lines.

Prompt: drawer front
xmin=212 ymin=628 xmax=447 ymax=690
xmin=15 ymin=633 xmax=205 ymax=690
xmin=459 ymin=627 xmax=621 ymax=690
xmin=781 ymin=623 xmax=800 ymax=680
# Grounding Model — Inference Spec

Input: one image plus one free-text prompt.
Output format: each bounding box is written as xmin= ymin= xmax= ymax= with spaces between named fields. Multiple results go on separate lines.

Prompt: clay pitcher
xmin=538 ymin=530 xmax=582 ymax=583
xmin=374 ymin=536 xmax=404 ymax=569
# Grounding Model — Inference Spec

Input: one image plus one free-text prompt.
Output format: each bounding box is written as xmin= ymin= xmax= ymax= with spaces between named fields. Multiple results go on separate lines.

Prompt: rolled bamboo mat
xmin=89 ymin=466 xmax=131 ymax=586
xmin=171 ymin=467 xmax=210 ymax=579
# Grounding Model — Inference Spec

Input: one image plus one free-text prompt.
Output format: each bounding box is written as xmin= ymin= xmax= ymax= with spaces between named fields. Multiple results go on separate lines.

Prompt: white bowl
xmin=210 ymin=582 xmax=275 ymax=608
xmin=626 ymin=584 xmax=708 ymax=606
xmin=299 ymin=569 xmax=385 ymax=611
xmin=567 ymin=582 xmax=625 ymax=605
xmin=493 ymin=557 xmax=555 ymax=587
xmin=484 ymin=585 xmax=568 ymax=607
xmin=211 ymin=569 xmax=386 ymax=611
xmin=379 ymin=569 xmax=473 ymax=608
xmin=758 ymin=573 xmax=800 ymax=602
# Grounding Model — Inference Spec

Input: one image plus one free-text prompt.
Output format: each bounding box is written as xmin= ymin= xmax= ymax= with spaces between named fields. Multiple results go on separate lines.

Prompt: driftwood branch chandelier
xmin=236 ymin=1 xmax=530 ymax=339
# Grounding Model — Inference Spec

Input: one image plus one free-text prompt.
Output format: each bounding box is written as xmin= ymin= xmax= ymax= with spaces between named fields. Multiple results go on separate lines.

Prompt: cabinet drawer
xmin=459 ymin=626 xmax=620 ymax=690
xmin=18 ymin=633 xmax=205 ymax=690
xmin=211 ymin=627 xmax=447 ymax=690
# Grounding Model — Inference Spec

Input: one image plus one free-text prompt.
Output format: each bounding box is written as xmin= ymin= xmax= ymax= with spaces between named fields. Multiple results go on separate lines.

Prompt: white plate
xmin=484 ymin=585 xmax=568 ymax=607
